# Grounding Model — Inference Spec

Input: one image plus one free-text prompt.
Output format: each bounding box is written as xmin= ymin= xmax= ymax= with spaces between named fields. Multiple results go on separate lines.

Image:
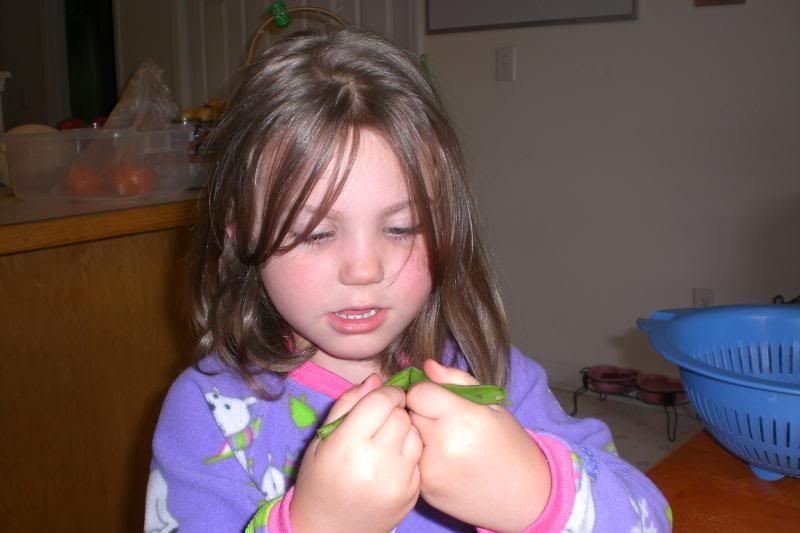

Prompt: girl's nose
xmin=338 ymin=238 xmax=385 ymax=286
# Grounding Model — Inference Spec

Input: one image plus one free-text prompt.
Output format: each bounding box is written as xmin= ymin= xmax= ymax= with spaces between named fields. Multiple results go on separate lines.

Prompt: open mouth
xmin=328 ymin=307 xmax=386 ymax=334
xmin=334 ymin=308 xmax=378 ymax=320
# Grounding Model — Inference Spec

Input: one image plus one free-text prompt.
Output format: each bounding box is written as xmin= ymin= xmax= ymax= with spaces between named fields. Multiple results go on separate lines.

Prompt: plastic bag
xmin=104 ymin=60 xmax=179 ymax=131
xmin=62 ymin=61 xmax=182 ymax=198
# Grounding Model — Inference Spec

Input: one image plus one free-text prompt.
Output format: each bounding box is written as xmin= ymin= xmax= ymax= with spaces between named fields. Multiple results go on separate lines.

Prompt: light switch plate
xmin=496 ymin=46 xmax=516 ymax=82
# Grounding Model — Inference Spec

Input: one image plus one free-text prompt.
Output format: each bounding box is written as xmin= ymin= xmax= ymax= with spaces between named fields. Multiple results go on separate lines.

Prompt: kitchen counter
xmin=0 ymin=191 xmax=202 ymax=255
xmin=1 ymin=194 xmax=202 ymax=531
xmin=648 ymin=430 xmax=800 ymax=531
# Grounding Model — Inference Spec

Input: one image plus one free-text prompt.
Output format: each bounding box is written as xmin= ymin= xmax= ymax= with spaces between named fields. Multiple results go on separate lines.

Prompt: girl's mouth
xmin=334 ymin=308 xmax=378 ymax=320
xmin=328 ymin=308 xmax=386 ymax=334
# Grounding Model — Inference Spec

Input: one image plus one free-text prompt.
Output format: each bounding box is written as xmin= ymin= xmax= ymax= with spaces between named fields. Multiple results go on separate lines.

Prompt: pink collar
xmin=288 ymin=359 xmax=354 ymax=399
xmin=286 ymin=343 xmax=461 ymax=399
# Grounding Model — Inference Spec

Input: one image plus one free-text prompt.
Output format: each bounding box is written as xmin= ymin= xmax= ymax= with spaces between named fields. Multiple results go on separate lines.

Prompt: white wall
xmin=424 ymin=0 xmax=800 ymax=389
xmin=112 ymin=0 xmax=178 ymax=101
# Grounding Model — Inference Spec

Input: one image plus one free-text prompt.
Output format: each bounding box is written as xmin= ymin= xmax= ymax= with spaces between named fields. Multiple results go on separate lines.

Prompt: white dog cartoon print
xmin=144 ymin=467 xmax=179 ymax=533
xmin=204 ymin=388 xmax=262 ymax=473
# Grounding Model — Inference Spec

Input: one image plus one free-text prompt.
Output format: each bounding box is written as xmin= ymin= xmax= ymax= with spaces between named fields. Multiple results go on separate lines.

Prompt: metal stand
xmin=571 ymin=367 xmax=688 ymax=442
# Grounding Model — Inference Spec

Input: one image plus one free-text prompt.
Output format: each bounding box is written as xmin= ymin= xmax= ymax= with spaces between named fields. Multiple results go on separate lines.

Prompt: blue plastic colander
xmin=638 ymin=305 xmax=800 ymax=481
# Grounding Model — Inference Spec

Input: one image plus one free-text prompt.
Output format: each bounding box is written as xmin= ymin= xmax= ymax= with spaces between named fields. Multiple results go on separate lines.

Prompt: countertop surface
xmin=647 ymin=430 xmax=800 ymax=531
xmin=0 ymin=190 xmax=203 ymax=255
xmin=0 ymin=187 xmax=202 ymax=226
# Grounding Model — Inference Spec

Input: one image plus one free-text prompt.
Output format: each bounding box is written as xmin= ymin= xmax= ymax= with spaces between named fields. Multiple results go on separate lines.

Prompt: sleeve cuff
xmin=477 ymin=430 xmax=576 ymax=533
xmin=245 ymin=487 xmax=295 ymax=533
xmin=267 ymin=486 xmax=295 ymax=532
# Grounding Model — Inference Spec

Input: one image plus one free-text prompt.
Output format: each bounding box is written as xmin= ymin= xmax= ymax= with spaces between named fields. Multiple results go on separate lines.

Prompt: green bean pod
xmin=315 ymin=366 xmax=508 ymax=439
xmin=315 ymin=415 xmax=345 ymax=440
xmin=440 ymin=383 xmax=508 ymax=405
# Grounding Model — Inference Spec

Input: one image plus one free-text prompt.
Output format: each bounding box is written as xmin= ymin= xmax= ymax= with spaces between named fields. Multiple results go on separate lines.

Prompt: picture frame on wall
xmin=695 ymin=0 xmax=745 ymax=5
xmin=427 ymin=0 xmax=638 ymax=34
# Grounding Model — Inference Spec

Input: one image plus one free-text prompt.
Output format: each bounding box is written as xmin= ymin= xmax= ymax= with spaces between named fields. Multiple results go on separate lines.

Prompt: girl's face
xmin=261 ymin=129 xmax=432 ymax=381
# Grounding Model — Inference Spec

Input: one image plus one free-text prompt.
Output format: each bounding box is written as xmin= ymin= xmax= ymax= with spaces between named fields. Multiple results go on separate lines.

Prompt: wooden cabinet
xmin=0 ymin=201 xmax=197 ymax=532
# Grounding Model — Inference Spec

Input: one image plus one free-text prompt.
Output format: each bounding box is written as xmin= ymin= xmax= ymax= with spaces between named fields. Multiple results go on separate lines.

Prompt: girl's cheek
xmin=410 ymin=238 xmax=431 ymax=271
xmin=401 ymin=244 xmax=432 ymax=289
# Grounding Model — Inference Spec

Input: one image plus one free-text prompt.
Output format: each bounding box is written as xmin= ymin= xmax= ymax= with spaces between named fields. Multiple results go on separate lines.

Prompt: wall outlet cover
xmin=692 ymin=288 xmax=716 ymax=308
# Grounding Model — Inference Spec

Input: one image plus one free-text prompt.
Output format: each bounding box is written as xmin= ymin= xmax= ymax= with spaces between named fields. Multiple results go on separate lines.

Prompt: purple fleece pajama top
xmin=145 ymin=346 xmax=671 ymax=532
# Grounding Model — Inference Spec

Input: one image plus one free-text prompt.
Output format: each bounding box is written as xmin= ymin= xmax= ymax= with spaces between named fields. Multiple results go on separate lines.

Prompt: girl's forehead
xmin=254 ymin=126 xmax=434 ymax=225
xmin=304 ymin=129 xmax=412 ymax=211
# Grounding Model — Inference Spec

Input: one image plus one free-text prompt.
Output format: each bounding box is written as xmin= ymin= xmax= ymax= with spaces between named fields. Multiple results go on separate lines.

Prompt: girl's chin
xmin=314 ymin=346 xmax=387 ymax=362
xmin=311 ymin=332 xmax=398 ymax=359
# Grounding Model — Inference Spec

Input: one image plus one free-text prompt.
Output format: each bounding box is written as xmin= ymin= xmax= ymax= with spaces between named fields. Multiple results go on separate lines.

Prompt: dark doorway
xmin=65 ymin=0 xmax=117 ymax=123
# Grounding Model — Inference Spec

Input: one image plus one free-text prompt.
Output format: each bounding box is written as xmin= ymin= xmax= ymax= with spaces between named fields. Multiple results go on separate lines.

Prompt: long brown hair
xmin=191 ymin=26 xmax=510 ymax=394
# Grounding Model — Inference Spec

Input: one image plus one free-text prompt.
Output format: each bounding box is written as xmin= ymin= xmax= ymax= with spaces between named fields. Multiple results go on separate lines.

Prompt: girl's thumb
xmin=324 ymin=373 xmax=382 ymax=424
xmin=360 ymin=373 xmax=382 ymax=389
xmin=422 ymin=359 xmax=480 ymax=386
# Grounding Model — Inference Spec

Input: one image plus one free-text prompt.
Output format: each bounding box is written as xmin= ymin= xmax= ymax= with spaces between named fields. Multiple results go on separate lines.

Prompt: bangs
xmin=252 ymin=124 xmax=442 ymax=279
xmin=252 ymin=126 xmax=357 ymax=259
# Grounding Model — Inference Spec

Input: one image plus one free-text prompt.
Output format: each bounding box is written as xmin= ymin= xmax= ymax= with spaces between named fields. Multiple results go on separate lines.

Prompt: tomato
xmin=90 ymin=115 xmax=108 ymax=127
xmin=56 ymin=118 xmax=87 ymax=130
xmin=64 ymin=165 xmax=103 ymax=196
xmin=111 ymin=165 xmax=155 ymax=196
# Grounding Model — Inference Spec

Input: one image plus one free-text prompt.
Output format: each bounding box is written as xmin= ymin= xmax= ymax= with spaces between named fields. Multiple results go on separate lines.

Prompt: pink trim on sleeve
xmin=266 ymin=486 xmax=295 ymax=532
xmin=477 ymin=431 xmax=576 ymax=533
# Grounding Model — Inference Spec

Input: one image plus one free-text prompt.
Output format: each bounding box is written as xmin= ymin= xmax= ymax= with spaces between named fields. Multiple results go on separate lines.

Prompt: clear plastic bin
xmin=0 ymin=125 xmax=196 ymax=199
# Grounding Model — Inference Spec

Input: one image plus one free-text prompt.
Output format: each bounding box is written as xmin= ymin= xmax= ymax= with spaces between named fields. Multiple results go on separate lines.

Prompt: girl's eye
xmin=290 ymin=231 xmax=334 ymax=247
xmin=385 ymin=225 xmax=422 ymax=240
xmin=304 ymin=231 xmax=334 ymax=246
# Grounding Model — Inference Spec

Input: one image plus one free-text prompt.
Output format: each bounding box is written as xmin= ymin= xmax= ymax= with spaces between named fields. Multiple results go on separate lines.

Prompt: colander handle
xmin=637 ymin=311 xmax=678 ymax=332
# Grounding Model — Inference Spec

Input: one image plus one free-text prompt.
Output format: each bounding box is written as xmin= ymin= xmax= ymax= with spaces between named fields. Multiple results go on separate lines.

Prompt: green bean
xmin=440 ymin=383 xmax=508 ymax=405
xmin=382 ymin=366 xmax=412 ymax=388
xmin=315 ymin=366 xmax=508 ymax=439
xmin=315 ymin=415 xmax=345 ymax=440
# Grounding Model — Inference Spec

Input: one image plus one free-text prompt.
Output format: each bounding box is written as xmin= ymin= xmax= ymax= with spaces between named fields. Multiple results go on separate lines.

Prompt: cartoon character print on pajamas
xmin=261 ymin=453 xmax=286 ymax=500
xmin=204 ymin=388 xmax=263 ymax=473
xmin=630 ymin=497 xmax=668 ymax=533
xmin=144 ymin=467 xmax=179 ymax=533
xmin=288 ymin=394 xmax=319 ymax=428
xmin=603 ymin=441 xmax=619 ymax=456
xmin=282 ymin=448 xmax=300 ymax=482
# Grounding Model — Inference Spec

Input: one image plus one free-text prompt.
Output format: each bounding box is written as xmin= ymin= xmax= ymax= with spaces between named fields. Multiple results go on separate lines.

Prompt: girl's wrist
xmin=514 ymin=431 xmax=576 ymax=533
xmin=502 ymin=428 xmax=554 ymax=531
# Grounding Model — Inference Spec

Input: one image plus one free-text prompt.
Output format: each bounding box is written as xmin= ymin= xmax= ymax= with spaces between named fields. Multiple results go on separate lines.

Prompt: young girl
xmin=145 ymin=27 xmax=671 ymax=533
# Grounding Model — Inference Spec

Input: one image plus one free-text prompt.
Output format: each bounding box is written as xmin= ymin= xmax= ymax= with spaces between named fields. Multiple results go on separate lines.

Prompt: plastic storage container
xmin=638 ymin=305 xmax=800 ymax=480
xmin=1 ymin=125 xmax=195 ymax=199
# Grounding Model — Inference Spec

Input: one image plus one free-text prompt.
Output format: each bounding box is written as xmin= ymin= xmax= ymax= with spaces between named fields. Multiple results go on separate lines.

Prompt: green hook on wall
xmin=269 ymin=1 xmax=293 ymax=29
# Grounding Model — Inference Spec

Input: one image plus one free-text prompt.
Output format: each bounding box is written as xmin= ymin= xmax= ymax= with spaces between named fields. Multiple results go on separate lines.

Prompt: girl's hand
xmin=407 ymin=360 xmax=551 ymax=532
xmin=290 ymin=374 xmax=422 ymax=533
